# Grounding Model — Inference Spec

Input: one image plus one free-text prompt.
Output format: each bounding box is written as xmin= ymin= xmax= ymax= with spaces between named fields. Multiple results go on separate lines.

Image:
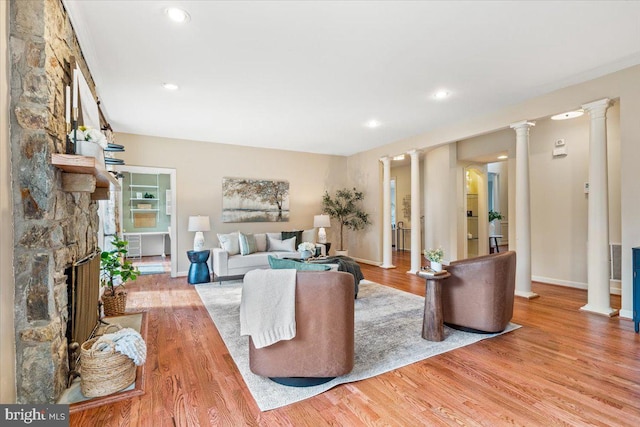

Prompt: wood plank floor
xmin=71 ymin=252 xmax=640 ymax=426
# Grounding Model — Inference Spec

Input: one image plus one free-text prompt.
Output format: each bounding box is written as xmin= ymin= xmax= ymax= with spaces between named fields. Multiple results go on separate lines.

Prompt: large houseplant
xmin=100 ymin=235 xmax=139 ymax=316
xmin=322 ymin=187 xmax=371 ymax=254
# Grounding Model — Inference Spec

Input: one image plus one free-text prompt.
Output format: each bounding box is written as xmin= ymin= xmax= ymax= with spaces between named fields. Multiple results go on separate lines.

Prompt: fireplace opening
xmin=65 ymin=251 xmax=101 ymax=385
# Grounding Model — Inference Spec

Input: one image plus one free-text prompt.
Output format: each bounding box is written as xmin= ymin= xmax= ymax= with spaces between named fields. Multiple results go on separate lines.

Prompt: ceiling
xmin=63 ymin=1 xmax=640 ymax=156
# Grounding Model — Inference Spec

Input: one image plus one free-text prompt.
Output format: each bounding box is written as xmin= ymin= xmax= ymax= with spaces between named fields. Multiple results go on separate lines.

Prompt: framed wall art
xmin=222 ymin=177 xmax=290 ymax=223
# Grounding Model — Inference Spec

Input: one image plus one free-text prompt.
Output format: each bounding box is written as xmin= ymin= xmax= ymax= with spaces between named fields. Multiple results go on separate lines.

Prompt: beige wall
xmin=347 ymin=64 xmax=640 ymax=317
xmin=116 ymin=133 xmax=347 ymax=273
xmin=1 ymin=0 xmax=16 ymax=403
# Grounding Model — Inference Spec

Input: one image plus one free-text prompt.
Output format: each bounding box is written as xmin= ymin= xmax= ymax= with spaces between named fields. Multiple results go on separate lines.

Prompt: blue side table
xmin=187 ymin=250 xmax=210 ymax=284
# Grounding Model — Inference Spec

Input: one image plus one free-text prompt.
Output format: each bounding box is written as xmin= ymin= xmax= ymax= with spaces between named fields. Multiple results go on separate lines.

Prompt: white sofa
xmin=212 ymin=230 xmax=325 ymax=281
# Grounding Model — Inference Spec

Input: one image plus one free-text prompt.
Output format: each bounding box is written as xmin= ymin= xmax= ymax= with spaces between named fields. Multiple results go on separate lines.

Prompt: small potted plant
xmin=100 ymin=235 xmax=139 ymax=316
xmin=423 ymin=247 xmax=444 ymax=272
xmin=489 ymin=210 xmax=503 ymax=236
xmin=298 ymin=241 xmax=316 ymax=259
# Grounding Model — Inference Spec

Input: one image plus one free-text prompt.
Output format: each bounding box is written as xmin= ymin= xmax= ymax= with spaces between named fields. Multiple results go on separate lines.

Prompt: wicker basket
xmin=80 ymin=325 xmax=136 ymax=397
xmin=102 ymin=291 xmax=127 ymax=316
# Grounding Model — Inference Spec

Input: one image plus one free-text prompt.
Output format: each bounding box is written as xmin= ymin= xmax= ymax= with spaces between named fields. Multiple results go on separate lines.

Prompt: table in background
xmin=416 ymin=270 xmax=451 ymax=341
xmin=187 ymin=250 xmax=210 ymax=284
xmin=489 ymin=234 xmax=503 ymax=253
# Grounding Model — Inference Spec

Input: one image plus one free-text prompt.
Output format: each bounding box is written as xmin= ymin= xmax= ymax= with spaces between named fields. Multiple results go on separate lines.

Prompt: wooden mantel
xmin=51 ymin=154 xmax=120 ymax=200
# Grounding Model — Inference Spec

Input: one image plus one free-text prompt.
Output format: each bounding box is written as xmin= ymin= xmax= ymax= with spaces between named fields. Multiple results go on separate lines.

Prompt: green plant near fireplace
xmin=100 ymin=235 xmax=139 ymax=316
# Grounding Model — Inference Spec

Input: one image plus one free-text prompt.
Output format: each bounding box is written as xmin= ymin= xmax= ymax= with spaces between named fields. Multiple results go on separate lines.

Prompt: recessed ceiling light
xmin=365 ymin=119 xmax=381 ymax=128
xmin=433 ymin=90 xmax=450 ymax=100
xmin=497 ymin=155 xmax=508 ymax=160
xmin=162 ymin=82 xmax=179 ymax=90
xmin=551 ymin=110 xmax=584 ymax=120
xmin=165 ymin=7 xmax=190 ymax=23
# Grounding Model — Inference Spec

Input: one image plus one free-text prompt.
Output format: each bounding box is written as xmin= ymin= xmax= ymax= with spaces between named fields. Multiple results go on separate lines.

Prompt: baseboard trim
xmin=532 ymin=276 xmax=621 ymax=295
xmin=351 ymin=257 xmax=381 ymax=266
xmin=176 ymin=270 xmax=188 ymax=277
xmin=619 ymin=309 xmax=633 ymax=320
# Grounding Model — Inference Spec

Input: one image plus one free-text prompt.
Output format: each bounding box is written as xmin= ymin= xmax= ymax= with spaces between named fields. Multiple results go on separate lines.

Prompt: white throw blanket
xmin=94 ymin=327 xmax=147 ymax=366
xmin=240 ymin=269 xmax=297 ymax=349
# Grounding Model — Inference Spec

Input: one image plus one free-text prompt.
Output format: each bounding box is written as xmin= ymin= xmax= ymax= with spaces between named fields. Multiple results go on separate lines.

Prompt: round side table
xmin=187 ymin=250 xmax=210 ymax=284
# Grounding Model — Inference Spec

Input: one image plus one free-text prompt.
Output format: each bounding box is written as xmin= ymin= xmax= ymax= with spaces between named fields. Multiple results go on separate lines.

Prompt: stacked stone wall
xmin=9 ymin=0 xmax=100 ymax=403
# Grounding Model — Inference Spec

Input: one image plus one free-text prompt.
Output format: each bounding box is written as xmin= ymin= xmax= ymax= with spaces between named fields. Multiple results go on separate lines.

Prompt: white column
xmin=510 ymin=120 xmax=538 ymax=299
xmin=407 ymin=150 xmax=421 ymax=274
xmin=581 ymin=99 xmax=618 ymax=316
xmin=380 ymin=156 xmax=395 ymax=269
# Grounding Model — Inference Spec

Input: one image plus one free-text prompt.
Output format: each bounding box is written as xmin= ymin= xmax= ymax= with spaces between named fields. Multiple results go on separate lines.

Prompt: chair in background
xmin=442 ymin=251 xmax=516 ymax=333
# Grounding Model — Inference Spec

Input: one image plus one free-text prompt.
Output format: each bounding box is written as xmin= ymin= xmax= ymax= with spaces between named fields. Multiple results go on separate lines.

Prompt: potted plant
xmin=423 ymin=247 xmax=444 ymax=272
xmin=100 ymin=235 xmax=139 ymax=316
xmin=322 ymin=187 xmax=371 ymax=256
xmin=488 ymin=210 xmax=503 ymax=236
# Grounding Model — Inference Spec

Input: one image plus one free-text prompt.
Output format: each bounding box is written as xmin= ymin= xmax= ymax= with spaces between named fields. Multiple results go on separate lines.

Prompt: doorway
xmin=116 ymin=165 xmax=177 ymax=277
xmin=464 ymin=165 xmax=488 ymax=258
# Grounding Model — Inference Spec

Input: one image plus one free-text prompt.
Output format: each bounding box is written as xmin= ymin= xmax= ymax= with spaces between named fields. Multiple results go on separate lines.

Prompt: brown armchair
xmin=442 ymin=251 xmax=516 ymax=333
xmin=249 ymin=271 xmax=355 ymax=386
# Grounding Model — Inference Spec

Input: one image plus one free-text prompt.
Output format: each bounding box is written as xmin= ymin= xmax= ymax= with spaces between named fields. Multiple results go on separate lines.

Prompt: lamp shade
xmin=188 ymin=215 xmax=210 ymax=232
xmin=313 ymin=214 xmax=331 ymax=228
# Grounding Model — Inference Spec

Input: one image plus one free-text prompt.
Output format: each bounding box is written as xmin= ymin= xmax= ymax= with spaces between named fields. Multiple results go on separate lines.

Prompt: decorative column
xmin=581 ymin=98 xmax=618 ymax=316
xmin=510 ymin=120 xmax=538 ymax=299
xmin=380 ymin=156 xmax=395 ymax=269
xmin=408 ymin=149 xmax=421 ymax=274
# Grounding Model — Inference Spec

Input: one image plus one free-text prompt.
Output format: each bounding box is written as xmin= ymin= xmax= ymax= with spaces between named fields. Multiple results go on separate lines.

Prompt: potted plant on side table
xmin=100 ymin=235 xmax=140 ymax=316
xmin=423 ymin=247 xmax=445 ymax=272
xmin=322 ymin=187 xmax=371 ymax=256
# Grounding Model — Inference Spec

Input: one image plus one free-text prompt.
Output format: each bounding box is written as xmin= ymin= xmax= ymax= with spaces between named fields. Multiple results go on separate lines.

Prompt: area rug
xmin=136 ymin=264 xmax=166 ymax=275
xmin=195 ymin=280 xmax=520 ymax=411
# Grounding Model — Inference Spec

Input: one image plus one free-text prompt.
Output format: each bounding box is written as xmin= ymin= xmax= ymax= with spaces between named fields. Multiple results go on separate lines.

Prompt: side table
xmin=187 ymin=250 xmax=210 ymax=284
xmin=416 ymin=270 xmax=451 ymax=341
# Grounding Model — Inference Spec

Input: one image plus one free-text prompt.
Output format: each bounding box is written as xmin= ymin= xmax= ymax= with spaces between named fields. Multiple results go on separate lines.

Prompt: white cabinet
xmin=125 ymin=233 xmax=142 ymax=259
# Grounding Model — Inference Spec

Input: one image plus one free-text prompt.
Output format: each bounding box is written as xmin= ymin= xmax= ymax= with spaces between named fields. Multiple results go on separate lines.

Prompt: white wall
xmin=116 ymin=133 xmax=347 ymax=273
xmin=1 ymin=0 xmax=16 ymax=403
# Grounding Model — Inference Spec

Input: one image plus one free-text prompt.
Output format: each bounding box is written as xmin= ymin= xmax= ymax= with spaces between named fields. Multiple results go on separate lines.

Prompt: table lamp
xmin=313 ymin=214 xmax=331 ymax=244
xmin=188 ymin=215 xmax=210 ymax=251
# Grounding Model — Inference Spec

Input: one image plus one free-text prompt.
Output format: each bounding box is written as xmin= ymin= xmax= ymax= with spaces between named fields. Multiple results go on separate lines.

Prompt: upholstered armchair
xmin=248 ymin=271 xmax=355 ymax=386
xmin=442 ymin=251 xmax=516 ymax=333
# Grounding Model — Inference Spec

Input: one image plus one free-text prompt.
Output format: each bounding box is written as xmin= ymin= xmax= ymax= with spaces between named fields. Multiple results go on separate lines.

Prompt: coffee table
xmin=416 ymin=270 xmax=451 ymax=341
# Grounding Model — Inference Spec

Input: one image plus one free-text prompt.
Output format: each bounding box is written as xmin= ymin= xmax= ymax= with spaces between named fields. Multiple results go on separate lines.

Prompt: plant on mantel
xmin=322 ymin=187 xmax=371 ymax=252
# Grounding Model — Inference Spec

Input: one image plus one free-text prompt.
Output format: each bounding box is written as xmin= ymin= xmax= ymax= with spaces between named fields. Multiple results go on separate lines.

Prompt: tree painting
xmin=222 ymin=178 xmax=290 ymax=222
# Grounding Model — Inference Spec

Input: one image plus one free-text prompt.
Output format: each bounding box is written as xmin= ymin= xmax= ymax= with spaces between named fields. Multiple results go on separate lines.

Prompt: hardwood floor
xmin=71 ymin=252 xmax=640 ymax=426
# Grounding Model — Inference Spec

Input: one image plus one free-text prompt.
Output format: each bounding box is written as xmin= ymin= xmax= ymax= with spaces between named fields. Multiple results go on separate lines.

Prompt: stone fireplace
xmin=9 ymin=0 xmax=104 ymax=403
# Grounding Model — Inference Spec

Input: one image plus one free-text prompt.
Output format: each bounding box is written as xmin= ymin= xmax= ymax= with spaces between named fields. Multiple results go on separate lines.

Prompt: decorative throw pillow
xmin=266 ymin=232 xmax=282 ymax=250
xmin=217 ymin=232 xmax=240 ymax=255
xmin=281 ymin=230 xmax=302 ymax=247
xmin=301 ymin=228 xmax=316 ymax=244
xmin=267 ymin=235 xmax=296 ymax=252
xmin=238 ymin=232 xmax=257 ymax=256
xmin=268 ymin=255 xmax=331 ymax=271
xmin=254 ymin=233 xmax=267 ymax=252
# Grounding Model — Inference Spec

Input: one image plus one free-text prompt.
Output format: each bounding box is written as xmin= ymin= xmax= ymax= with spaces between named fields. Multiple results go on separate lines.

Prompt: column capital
xmin=582 ymin=98 xmax=611 ymax=119
xmin=510 ymin=120 xmax=536 ymax=130
xmin=379 ymin=156 xmax=390 ymax=164
xmin=407 ymin=149 xmax=421 ymax=158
